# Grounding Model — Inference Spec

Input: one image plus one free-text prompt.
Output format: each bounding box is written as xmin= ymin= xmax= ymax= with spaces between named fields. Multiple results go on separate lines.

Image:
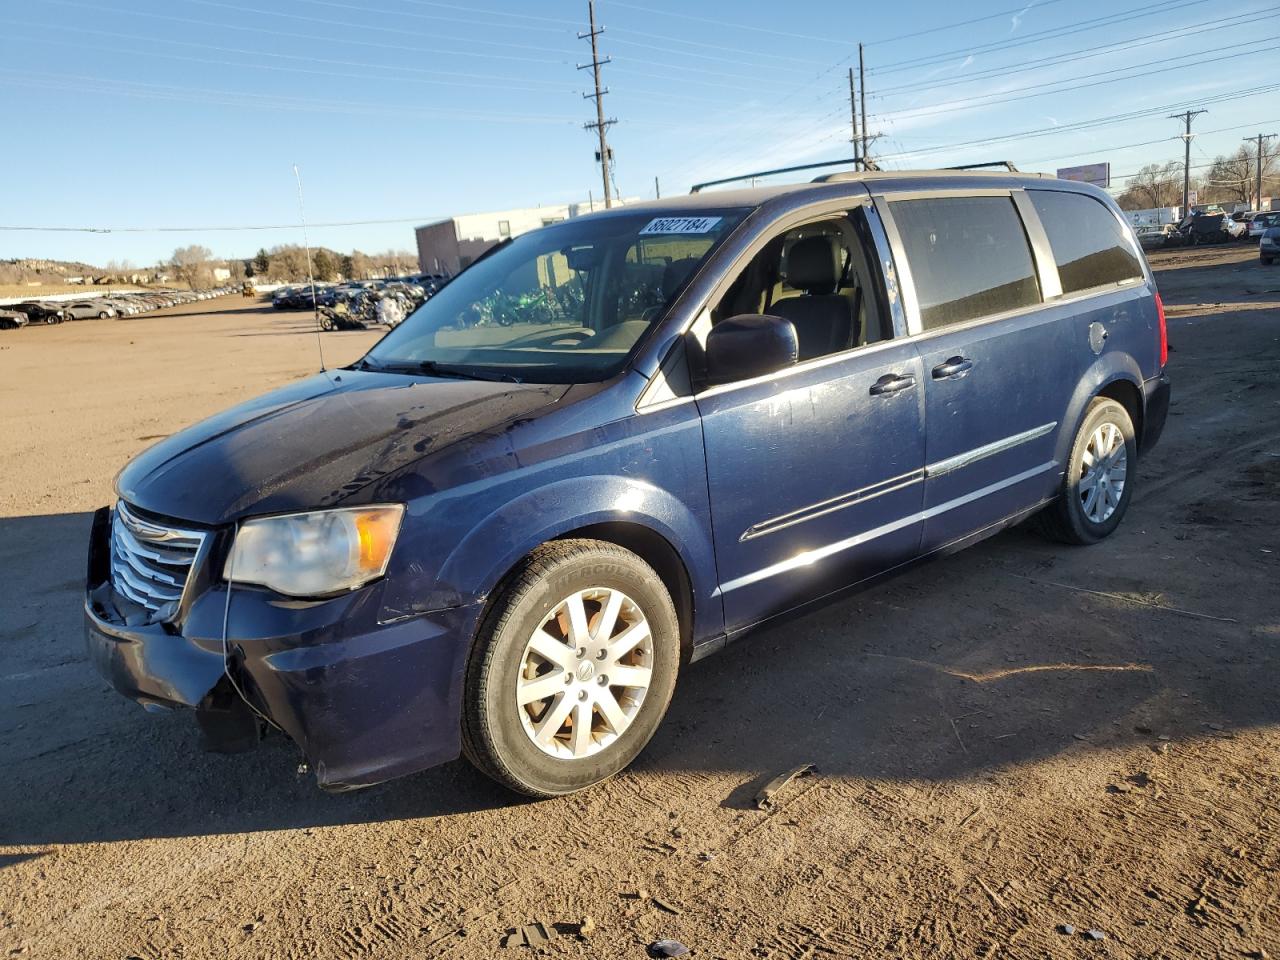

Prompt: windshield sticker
xmin=639 ymin=216 xmax=723 ymax=235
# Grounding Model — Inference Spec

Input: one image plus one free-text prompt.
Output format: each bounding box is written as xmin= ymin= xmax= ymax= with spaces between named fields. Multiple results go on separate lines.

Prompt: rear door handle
xmin=869 ymin=373 xmax=916 ymax=396
xmin=932 ymin=356 xmax=973 ymax=380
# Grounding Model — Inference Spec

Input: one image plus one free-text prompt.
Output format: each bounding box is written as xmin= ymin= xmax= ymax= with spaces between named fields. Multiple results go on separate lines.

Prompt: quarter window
xmin=891 ymin=196 xmax=1041 ymax=331
xmin=1028 ymin=190 xmax=1143 ymax=295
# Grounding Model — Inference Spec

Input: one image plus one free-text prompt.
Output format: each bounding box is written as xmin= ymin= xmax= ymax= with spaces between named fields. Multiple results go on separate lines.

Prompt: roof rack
xmin=944 ymin=160 xmax=1020 ymax=172
xmin=691 ymin=157 xmax=856 ymax=193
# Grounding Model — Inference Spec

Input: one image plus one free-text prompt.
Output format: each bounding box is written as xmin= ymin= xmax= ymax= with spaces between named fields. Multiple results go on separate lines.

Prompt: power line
xmin=867 ymin=36 xmax=1279 ymax=124
xmin=869 ymin=0 xmax=1210 ymax=75
xmin=869 ymin=0 xmax=1073 ymax=44
xmin=7 ymin=29 xmax=576 ymax=94
xmin=0 ymin=70 xmax=581 ymax=124
xmin=180 ymin=0 xmax=580 ymax=57
xmin=603 ymin=1 xmax=852 ymax=46
xmin=0 ymin=214 xmax=453 ymax=233
xmin=873 ymin=5 xmax=1280 ymax=97
xmin=862 ymin=82 xmax=1280 ymax=165
xmin=289 ymin=0 xmax=567 ymax=34
xmin=41 ymin=0 xmax=573 ymax=65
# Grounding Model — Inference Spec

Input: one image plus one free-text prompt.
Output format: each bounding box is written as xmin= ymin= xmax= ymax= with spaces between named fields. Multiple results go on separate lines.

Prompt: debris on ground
xmin=577 ymin=916 xmax=595 ymax=939
xmin=500 ymin=921 xmax=555 ymax=949
xmin=1083 ymin=929 xmax=1106 ymax=941
xmin=647 ymin=939 xmax=691 ymax=957
xmin=1057 ymin=924 xmax=1075 ymax=935
xmin=652 ymin=896 xmax=682 ymax=915
xmin=754 ymin=763 xmax=816 ymax=810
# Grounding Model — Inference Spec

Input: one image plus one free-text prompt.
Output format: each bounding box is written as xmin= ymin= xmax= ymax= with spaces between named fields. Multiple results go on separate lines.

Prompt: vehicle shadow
xmin=2 ymin=452 xmax=1275 ymax=848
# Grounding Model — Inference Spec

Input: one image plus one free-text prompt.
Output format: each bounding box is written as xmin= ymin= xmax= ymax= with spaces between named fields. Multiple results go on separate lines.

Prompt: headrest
xmin=786 ymin=235 xmax=841 ymax=293
xmin=662 ymin=257 xmax=700 ymax=300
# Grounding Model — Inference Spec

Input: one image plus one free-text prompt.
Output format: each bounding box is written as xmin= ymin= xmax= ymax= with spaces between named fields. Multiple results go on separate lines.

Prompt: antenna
xmin=292 ymin=163 xmax=326 ymax=373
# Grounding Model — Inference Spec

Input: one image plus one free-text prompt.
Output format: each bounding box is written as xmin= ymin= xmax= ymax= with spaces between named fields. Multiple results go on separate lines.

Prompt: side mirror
xmin=703 ymin=314 xmax=799 ymax=386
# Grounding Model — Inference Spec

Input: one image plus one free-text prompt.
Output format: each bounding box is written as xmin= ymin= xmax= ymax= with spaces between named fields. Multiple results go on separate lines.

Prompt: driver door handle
xmin=932 ymin=356 xmax=973 ymax=380
xmin=869 ymin=372 xmax=916 ymax=396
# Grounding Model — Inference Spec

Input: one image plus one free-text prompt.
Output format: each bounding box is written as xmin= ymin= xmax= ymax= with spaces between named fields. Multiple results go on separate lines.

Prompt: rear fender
xmin=1056 ymin=353 xmax=1145 ymax=467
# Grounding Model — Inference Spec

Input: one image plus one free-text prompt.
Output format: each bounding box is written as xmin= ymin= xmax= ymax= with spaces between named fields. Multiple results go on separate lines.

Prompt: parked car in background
xmin=1183 ymin=213 xmax=1243 ymax=245
xmin=1247 ymin=211 xmax=1280 ymax=241
xmin=11 ymin=301 xmax=66 ymax=324
xmin=1137 ymin=224 xmax=1177 ymax=249
xmin=87 ymin=170 xmax=1170 ymax=798
xmin=0 ymin=309 xmax=29 ymax=330
xmin=63 ymin=300 xmax=117 ymax=320
xmin=1261 ymin=226 xmax=1279 ymax=264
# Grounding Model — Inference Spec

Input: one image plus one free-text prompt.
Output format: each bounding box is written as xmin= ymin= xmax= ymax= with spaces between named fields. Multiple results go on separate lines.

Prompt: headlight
xmin=224 ymin=505 xmax=404 ymax=597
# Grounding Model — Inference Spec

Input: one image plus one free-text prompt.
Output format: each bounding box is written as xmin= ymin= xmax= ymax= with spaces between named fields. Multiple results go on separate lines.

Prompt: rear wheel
xmin=1263 ymin=256 xmax=1274 ymax=266
xmin=98 ymin=311 xmax=109 ymax=319
xmin=462 ymin=539 xmax=680 ymax=797
xmin=1034 ymin=397 xmax=1137 ymax=545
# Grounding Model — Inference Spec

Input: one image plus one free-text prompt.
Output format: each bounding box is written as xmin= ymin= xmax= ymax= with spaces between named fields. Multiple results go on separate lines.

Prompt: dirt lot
xmin=2 ymin=248 xmax=1278 ymax=959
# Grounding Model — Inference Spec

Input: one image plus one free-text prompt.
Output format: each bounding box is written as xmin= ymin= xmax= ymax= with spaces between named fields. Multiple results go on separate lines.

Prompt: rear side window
xmin=1028 ymin=190 xmax=1143 ymax=295
xmin=890 ymin=196 xmax=1041 ymax=331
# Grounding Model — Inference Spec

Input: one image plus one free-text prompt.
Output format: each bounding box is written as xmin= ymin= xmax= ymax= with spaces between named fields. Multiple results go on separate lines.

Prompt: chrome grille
xmin=110 ymin=501 xmax=206 ymax=618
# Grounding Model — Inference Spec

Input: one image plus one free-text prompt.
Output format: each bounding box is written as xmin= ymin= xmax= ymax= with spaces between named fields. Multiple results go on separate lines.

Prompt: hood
xmin=117 ymin=370 xmax=568 ymax=525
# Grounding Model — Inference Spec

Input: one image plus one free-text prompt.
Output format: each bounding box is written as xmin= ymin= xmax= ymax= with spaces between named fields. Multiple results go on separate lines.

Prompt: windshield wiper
xmin=370 ymin=359 xmax=523 ymax=384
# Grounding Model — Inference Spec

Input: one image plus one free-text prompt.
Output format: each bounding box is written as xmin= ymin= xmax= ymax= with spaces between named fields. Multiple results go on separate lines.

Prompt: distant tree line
xmin=1116 ymin=138 xmax=1278 ymax=211
xmin=246 ymin=245 xmax=418 ymax=283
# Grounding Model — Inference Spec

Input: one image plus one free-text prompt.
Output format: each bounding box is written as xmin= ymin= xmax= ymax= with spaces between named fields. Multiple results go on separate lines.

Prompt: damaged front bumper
xmin=85 ymin=505 xmax=484 ymax=790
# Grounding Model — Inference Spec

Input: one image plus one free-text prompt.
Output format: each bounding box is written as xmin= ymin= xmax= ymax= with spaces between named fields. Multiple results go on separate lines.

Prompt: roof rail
xmin=691 ymin=157 xmax=856 ymax=193
xmin=944 ymin=160 xmax=1021 ymax=172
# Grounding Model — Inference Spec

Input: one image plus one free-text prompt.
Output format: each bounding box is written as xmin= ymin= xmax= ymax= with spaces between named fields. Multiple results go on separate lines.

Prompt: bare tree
xmin=169 ymin=245 xmax=214 ymax=290
xmin=1121 ymin=162 xmax=1183 ymax=209
xmin=1203 ymin=147 xmax=1253 ymax=206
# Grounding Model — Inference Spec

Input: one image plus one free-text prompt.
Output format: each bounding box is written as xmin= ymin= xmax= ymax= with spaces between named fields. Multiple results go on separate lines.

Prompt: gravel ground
xmin=2 ymin=248 xmax=1278 ymax=959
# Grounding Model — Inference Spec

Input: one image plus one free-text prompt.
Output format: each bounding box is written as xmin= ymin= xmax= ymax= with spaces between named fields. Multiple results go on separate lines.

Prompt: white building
xmin=415 ymin=198 xmax=636 ymax=275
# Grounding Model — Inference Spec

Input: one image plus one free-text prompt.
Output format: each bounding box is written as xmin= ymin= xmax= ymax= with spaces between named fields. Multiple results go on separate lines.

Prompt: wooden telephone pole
xmin=579 ymin=1 xmax=615 ymax=208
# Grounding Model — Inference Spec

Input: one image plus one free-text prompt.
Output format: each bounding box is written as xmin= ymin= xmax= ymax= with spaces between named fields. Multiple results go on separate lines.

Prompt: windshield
xmin=363 ymin=209 xmax=748 ymax=383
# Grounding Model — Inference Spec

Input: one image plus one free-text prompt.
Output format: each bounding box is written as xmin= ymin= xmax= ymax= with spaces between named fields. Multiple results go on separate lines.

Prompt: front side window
xmin=1028 ymin=190 xmax=1144 ymax=295
xmin=890 ymin=195 xmax=1041 ymax=331
xmin=705 ymin=207 xmax=892 ymax=368
xmin=365 ymin=209 xmax=747 ymax=383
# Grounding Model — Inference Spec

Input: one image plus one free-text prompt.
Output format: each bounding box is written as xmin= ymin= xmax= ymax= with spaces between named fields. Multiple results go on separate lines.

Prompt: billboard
xmin=1056 ymin=162 xmax=1111 ymax=188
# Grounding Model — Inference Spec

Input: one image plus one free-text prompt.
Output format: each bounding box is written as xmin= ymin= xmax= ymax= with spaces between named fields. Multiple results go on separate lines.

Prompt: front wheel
xmin=462 ymin=540 xmax=680 ymax=797
xmin=1034 ymin=397 xmax=1137 ymax=545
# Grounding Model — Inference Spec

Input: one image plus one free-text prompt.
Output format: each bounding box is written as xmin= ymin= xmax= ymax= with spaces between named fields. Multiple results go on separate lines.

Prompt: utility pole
xmin=578 ymin=0 xmax=615 ymax=209
xmin=1243 ymin=133 xmax=1276 ymax=209
xmin=1170 ymin=109 xmax=1207 ymax=214
xmin=654 ymin=176 xmax=661 ymax=199
xmin=848 ymin=67 xmax=861 ymax=170
xmin=858 ymin=44 xmax=869 ymax=168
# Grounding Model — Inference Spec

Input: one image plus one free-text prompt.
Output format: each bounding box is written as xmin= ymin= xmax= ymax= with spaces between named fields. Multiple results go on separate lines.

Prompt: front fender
xmin=437 ymin=474 xmax=720 ymax=632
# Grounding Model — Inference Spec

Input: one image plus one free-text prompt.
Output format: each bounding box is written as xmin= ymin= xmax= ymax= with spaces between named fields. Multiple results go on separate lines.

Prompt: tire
xmin=319 ymin=315 xmax=335 ymax=331
xmin=98 ymin=311 xmax=109 ymax=319
xmin=1263 ymin=256 xmax=1274 ymax=266
xmin=462 ymin=539 xmax=680 ymax=798
xmin=1034 ymin=397 xmax=1137 ymax=545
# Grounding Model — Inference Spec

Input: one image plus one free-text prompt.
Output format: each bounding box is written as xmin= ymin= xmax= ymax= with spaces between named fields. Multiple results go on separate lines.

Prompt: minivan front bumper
xmin=85 ymin=506 xmax=483 ymax=790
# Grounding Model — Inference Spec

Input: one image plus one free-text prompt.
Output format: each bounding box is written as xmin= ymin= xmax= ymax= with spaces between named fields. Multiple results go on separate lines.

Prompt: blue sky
xmin=3 ymin=0 xmax=1278 ymax=264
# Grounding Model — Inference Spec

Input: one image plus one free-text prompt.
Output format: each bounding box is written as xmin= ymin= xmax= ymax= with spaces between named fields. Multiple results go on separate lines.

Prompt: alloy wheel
xmin=1079 ymin=421 xmax=1127 ymax=523
xmin=515 ymin=587 xmax=653 ymax=760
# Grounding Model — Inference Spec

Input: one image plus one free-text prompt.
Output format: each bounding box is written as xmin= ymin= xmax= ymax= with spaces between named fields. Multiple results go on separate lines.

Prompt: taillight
xmin=1154 ymin=291 xmax=1168 ymax=367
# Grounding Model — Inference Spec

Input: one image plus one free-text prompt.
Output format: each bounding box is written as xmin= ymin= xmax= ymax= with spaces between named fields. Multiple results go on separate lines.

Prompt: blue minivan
xmin=87 ymin=171 xmax=1170 ymax=796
